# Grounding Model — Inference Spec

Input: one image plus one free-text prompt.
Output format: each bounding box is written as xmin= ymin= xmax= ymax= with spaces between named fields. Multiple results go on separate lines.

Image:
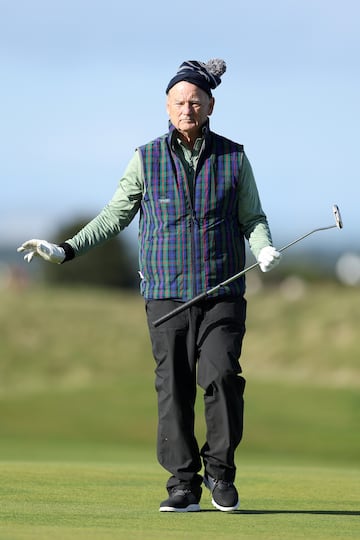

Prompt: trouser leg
xmin=197 ymin=297 xmax=247 ymax=482
xmin=146 ymin=300 xmax=202 ymax=491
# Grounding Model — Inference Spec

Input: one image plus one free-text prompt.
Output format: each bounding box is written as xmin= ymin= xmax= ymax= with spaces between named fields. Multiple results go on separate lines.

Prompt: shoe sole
xmin=210 ymin=498 xmax=239 ymax=512
xmin=159 ymin=504 xmax=201 ymax=512
xmin=203 ymin=476 xmax=240 ymax=512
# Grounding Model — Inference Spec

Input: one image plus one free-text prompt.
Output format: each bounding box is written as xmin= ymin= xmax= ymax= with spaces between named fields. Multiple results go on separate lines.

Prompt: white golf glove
xmin=257 ymin=246 xmax=281 ymax=273
xmin=17 ymin=239 xmax=65 ymax=264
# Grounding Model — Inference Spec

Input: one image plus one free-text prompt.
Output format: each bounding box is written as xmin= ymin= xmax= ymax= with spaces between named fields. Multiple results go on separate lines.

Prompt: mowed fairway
xmin=0 ymin=283 xmax=359 ymax=539
xmin=1 ymin=459 xmax=359 ymax=540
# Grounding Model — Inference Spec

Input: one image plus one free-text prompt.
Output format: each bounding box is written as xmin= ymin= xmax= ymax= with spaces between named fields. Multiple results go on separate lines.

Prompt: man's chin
xmin=178 ymin=124 xmax=199 ymax=137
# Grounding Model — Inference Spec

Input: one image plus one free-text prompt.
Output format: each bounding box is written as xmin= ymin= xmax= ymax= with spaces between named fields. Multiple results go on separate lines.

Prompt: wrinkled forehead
xmin=167 ymin=81 xmax=211 ymax=102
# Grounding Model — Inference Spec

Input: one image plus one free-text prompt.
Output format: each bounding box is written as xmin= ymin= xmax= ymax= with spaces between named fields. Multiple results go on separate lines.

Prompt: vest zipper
xmin=179 ymin=158 xmax=198 ymax=299
xmin=172 ymin=138 xmax=206 ymax=298
xmin=189 ymin=140 xmax=205 ymax=298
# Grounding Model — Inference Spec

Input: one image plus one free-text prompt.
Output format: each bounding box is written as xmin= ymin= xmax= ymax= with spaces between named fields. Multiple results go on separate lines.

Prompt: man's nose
xmin=182 ymin=102 xmax=192 ymax=114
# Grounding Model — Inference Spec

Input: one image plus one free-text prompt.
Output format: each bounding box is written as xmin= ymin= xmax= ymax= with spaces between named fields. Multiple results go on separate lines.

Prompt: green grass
xmin=0 ymin=379 xmax=358 ymax=466
xmin=0 ymin=283 xmax=359 ymax=538
xmin=1 ymin=459 xmax=359 ymax=539
xmin=1 ymin=283 xmax=359 ymax=393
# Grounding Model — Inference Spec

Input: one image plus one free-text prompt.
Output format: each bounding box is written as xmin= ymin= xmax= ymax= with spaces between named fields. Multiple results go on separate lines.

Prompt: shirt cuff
xmin=59 ymin=242 xmax=75 ymax=262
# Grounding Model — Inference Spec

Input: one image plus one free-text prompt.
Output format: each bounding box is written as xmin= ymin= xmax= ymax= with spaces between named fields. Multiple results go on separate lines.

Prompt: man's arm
xmin=238 ymin=153 xmax=281 ymax=272
xmin=18 ymin=152 xmax=144 ymax=263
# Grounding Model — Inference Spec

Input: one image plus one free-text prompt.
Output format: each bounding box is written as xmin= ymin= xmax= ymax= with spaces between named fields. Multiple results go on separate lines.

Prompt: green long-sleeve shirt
xmin=66 ymin=139 xmax=273 ymax=260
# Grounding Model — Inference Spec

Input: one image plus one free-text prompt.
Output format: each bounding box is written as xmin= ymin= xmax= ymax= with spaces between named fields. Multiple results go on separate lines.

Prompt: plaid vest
xmin=138 ymin=125 xmax=246 ymax=300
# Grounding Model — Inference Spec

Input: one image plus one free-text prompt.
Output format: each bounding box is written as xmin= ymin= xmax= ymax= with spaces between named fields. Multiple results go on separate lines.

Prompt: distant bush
xmin=43 ymin=217 xmax=139 ymax=289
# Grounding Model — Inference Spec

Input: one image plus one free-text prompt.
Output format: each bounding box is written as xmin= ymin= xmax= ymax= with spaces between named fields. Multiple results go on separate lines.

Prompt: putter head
xmin=333 ymin=204 xmax=343 ymax=229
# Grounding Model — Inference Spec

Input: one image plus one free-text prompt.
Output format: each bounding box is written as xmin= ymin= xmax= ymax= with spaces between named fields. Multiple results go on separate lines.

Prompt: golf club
xmin=153 ymin=204 xmax=343 ymax=328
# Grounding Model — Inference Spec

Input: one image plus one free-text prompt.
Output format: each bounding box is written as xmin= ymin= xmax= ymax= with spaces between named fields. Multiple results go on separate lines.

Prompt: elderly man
xmin=18 ymin=59 xmax=280 ymax=513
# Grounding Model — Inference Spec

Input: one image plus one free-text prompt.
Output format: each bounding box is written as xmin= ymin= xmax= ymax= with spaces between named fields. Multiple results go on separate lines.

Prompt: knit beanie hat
xmin=166 ymin=59 xmax=227 ymax=96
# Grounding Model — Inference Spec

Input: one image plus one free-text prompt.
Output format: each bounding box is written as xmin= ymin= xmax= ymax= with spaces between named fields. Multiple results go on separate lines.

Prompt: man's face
xmin=166 ymin=81 xmax=214 ymax=142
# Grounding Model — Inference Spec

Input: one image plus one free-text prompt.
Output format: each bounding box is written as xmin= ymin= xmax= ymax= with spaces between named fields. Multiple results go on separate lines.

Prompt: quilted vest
xmin=138 ymin=125 xmax=246 ymax=301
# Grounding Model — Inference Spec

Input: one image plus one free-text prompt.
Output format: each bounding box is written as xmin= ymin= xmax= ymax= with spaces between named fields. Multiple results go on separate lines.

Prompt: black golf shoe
xmin=203 ymin=473 xmax=239 ymax=511
xmin=159 ymin=487 xmax=202 ymax=512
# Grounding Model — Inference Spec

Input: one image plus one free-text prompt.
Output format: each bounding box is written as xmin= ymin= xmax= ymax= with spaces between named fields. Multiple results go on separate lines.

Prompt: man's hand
xmin=257 ymin=246 xmax=281 ymax=272
xmin=17 ymin=239 xmax=65 ymax=264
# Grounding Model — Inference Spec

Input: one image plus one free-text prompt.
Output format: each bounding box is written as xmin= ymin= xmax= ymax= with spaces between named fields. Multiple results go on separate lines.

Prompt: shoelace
xmin=213 ymin=480 xmax=234 ymax=489
xmin=171 ymin=488 xmax=192 ymax=496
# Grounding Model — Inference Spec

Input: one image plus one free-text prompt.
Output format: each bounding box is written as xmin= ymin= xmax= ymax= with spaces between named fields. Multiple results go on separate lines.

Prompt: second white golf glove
xmin=257 ymin=246 xmax=281 ymax=273
xmin=17 ymin=239 xmax=66 ymax=264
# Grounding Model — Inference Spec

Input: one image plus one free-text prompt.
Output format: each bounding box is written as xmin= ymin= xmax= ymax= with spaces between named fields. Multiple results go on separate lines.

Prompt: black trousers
xmin=146 ymin=296 xmax=246 ymax=492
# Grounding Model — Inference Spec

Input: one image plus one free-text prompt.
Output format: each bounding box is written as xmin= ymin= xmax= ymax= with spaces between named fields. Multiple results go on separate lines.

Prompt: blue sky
xmin=1 ymin=0 xmax=358 ymax=254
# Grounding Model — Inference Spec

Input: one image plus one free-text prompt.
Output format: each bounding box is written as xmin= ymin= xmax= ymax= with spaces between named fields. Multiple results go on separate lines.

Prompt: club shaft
xmin=277 ymin=224 xmax=336 ymax=253
xmin=152 ymin=223 xmax=337 ymax=328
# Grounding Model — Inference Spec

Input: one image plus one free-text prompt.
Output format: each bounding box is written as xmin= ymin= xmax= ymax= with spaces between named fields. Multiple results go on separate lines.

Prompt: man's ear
xmin=208 ymin=96 xmax=215 ymax=116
